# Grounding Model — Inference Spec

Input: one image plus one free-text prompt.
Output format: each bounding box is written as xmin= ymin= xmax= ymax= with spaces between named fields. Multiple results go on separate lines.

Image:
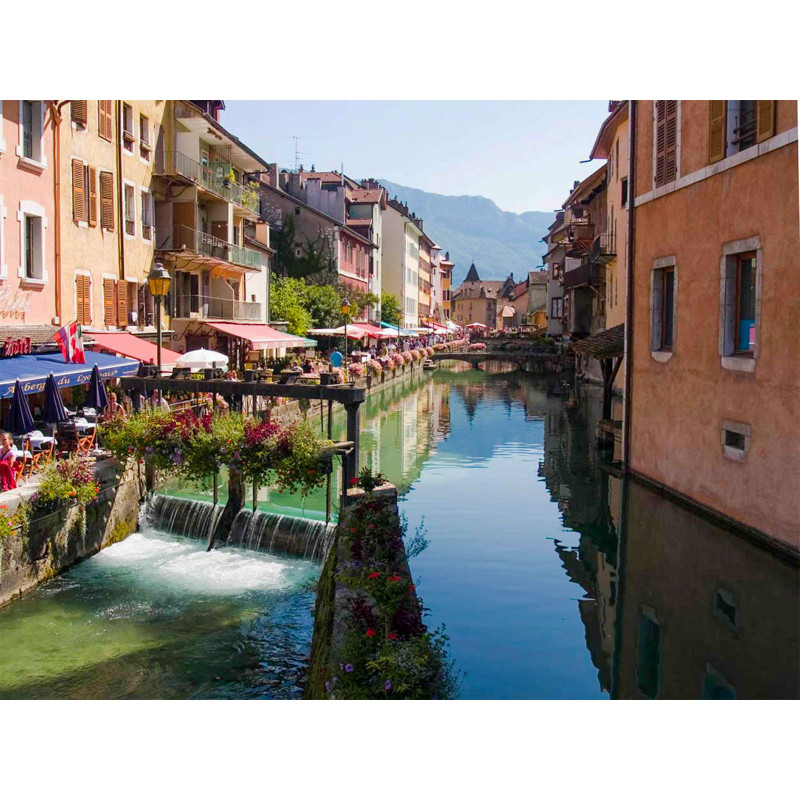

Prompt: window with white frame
xmin=122 ymin=103 xmax=135 ymax=153
xmin=719 ymin=237 xmax=761 ymax=371
xmin=17 ymin=100 xmax=46 ymax=167
xmin=123 ymin=183 xmax=136 ymax=236
xmin=651 ymin=257 xmax=677 ymax=357
xmin=721 ymin=419 xmax=751 ymax=463
xmin=21 ymin=211 xmax=44 ymax=280
xmin=141 ymin=190 xmax=153 ymax=240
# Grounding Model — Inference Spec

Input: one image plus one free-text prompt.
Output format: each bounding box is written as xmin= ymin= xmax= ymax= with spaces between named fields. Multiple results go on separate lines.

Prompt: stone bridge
xmin=431 ymin=350 xmax=573 ymax=374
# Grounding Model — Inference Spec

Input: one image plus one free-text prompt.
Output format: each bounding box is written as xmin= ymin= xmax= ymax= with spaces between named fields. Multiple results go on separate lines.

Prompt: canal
xmin=0 ymin=366 xmax=797 ymax=699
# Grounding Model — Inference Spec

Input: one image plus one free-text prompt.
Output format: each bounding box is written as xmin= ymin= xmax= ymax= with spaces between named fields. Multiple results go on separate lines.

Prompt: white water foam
xmin=93 ymin=532 xmax=313 ymax=596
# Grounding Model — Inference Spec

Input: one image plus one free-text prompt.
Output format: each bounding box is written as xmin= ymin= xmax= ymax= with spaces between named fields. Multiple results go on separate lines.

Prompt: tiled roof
xmin=348 ymin=188 xmax=384 ymax=204
xmin=571 ymin=323 xmax=625 ymax=359
xmin=0 ymin=324 xmax=62 ymax=348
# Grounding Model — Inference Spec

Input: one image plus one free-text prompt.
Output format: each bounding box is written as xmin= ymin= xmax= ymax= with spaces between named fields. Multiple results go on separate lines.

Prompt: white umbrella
xmin=175 ymin=348 xmax=229 ymax=370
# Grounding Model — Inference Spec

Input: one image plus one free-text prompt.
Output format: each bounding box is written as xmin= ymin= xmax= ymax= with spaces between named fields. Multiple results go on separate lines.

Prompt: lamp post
xmin=147 ymin=262 xmax=172 ymax=387
xmin=340 ymin=300 xmax=350 ymax=382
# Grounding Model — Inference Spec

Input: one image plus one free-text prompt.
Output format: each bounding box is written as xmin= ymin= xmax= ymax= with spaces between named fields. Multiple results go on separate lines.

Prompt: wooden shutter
xmin=98 ymin=100 xmax=113 ymax=141
xmin=100 ymin=171 xmax=114 ymax=230
xmin=654 ymin=101 xmax=678 ymax=187
xmin=103 ymin=278 xmax=116 ymax=326
xmin=77 ymin=275 xmax=91 ymax=326
xmin=71 ymin=100 xmax=87 ymax=127
xmin=709 ymin=101 xmax=727 ymax=164
xmin=72 ymin=159 xmax=86 ymax=222
xmin=117 ymin=281 xmax=128 ymax=328
xmin=756 ymin=100 xmax=775 ymax=143
xmin=88 ymin=166 xmax=98 ymax=227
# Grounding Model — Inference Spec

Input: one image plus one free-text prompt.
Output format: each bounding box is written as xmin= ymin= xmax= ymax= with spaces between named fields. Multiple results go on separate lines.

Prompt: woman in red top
xmin=0 ymin=432 xmax=17 ymax=492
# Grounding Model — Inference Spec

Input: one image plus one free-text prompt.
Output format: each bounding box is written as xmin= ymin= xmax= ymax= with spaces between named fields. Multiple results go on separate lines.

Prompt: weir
xmin=147 ymin=494 xmax=336 ymax=562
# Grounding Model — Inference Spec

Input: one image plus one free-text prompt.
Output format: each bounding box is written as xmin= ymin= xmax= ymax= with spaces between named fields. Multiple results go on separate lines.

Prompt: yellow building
xmin=439 ymin=252 xmax=453 ymax=320
xmin=59 ymin=100 xmax=165 ymax=335
xmin=417 ymin=233 xmax=433 ymax=323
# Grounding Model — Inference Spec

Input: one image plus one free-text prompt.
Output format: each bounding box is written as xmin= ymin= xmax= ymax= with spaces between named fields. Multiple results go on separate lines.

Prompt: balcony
xmin=174 ymin=294 xmax=262 ymax=321
xmin=590 ymin=233 xmax=616 ymax=265
xmin=158 ymin=225 xmax=262 ymax=271
xmin=562 ymin=261 xmax=606 ymax=289
xmin=155 ymin=151 xmax=260 ymax=215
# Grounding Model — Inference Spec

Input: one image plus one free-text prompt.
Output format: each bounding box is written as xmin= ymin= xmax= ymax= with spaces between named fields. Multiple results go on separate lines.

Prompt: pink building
xmin=0 ymin=100 xmax=57 ymax=337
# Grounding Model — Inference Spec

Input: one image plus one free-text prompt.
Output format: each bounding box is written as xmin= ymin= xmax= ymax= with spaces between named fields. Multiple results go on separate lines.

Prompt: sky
xmin=223 ymin=101 xmax=611 ymax=214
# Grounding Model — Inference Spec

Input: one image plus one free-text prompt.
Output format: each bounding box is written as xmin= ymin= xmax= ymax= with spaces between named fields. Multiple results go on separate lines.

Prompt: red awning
xmin=350 ymin=323 xmax=395 ymax=339
xmin=88 ymin=331 xmax=183 ymax=365
xmin=206 ymin=321 xmax=310 ymax=349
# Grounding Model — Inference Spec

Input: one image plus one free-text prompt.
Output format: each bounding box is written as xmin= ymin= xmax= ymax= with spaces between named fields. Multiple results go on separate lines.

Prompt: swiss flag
xmin=54 ymin=321 xmax=86 ymax=364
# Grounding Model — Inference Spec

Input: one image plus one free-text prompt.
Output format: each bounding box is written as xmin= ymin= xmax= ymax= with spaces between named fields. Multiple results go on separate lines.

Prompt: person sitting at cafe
xmin=0 ymin=432 xmax=17 ymax=492
xmin=302 ymin=359 xmax=314 ymax=374
xmin=100 ymin=391 xmax=127 ymax=422
xmin=150 ymin=390 xmax=169 ymax=412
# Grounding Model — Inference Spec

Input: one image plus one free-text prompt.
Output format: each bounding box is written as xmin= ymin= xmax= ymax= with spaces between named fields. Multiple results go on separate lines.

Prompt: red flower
xmin=387 ymin=575 xmax=401 ymax=583
xmin=349 ymin=527 xmax=356 ymax=534
xmin=365 ymin=628 xmax=376 ymax=638
xmin=368 ymin=571 xmax=380 ymax=579
xmin=350 ymin=477 xmax=358 ymax=485
xmin=387 ymin=632 xmax=397 ymax=640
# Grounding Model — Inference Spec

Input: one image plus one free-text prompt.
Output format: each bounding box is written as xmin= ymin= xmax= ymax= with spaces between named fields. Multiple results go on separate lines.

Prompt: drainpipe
xmin=49 ymin=101 xmax=70 ymax=325
xmin=116 ymin=101 xmax=126 ymax=283
xmin=622 ymin=100 xmax=637 ymax=471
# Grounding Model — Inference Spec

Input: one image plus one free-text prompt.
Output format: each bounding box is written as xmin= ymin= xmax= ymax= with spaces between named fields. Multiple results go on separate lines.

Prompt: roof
xmin=453 ymin=280 xmax=505 ymax=300
xmin=501 ymin=305 xmax=516 ymax=317
xmin=88 ymin=331 xmax=183 ymax=365
xmin=570 ymin=323 xmax=625 ymax=359
xmin=346 ymin=218 xmax=372 ymax=229
xmin=348 ymin=188 xmax=386 ymax=208
xmin=529 ymin=271 xmax=549 ymax=284
xmin=299 ymin=171 xmax=360 ymax=189
xmin=0 ymin=324 xmax=62 ymax=349
xmin=340 ymin=225 xmax=376 ymax=248
xmin=244 ymin=235 xmax=274 ymax=253
xmin=564 ymin=163 xmax=608 ymax=208
xmin=512 ymin=282 xmax=528 ymax=300
xmin=464 ymin=263 xmax=480 ymax=282
xmin=589 ymin=101 xmax=629 ymax=161
xmin=0 ymin=351 xmax=139 ymax=398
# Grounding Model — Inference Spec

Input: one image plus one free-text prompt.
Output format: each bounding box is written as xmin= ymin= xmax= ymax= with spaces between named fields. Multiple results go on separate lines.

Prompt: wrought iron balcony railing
xmin=155 ymin=151 xmax=260 ymax=214
xmin=174 ymin=294 xmax=262 ymax=321
xmin=158 ymin=225 xmax=262 ymax=270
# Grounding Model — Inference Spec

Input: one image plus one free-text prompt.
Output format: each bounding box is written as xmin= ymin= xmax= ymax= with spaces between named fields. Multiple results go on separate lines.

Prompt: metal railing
xmin=592 ymin=233 xmax=616 ymax=257
xmin=155 ymin=151 xmax=260 ymax=214
xmin=174 ymin=294 xmax=262 ymax=321
xmin=158 ymin=225 xmax=261 ymax=270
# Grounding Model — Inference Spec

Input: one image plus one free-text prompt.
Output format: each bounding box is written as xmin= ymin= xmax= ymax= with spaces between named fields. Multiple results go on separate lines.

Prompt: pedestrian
xmin=330 ymin=347 xmax=343 ymax=369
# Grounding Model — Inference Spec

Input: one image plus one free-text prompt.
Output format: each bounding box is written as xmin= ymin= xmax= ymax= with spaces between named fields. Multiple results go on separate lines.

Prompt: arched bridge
xmin=431 ymin=350 xmax=573 ymax=374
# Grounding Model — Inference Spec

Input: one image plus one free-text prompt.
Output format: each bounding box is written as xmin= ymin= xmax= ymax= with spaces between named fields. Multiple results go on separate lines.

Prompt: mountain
xmin=376 ymin=179 xmax=554 ymax=286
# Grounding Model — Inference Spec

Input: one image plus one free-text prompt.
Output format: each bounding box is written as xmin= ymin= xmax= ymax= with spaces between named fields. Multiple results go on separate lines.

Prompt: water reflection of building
xmin=538 ymin=382 xmax=621 ymax=695
xmin=614 ymin=480 xmax=800 ymax=699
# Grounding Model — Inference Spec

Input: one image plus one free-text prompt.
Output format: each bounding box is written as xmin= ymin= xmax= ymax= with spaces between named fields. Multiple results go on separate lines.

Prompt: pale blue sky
xmin=223 ymin=101 xmax=611 ymax=214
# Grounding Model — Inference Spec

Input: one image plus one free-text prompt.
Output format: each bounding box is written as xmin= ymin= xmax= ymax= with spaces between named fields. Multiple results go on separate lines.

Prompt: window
xmin=71 ymin=101 xmax=87 ymax=128
xmin=621 ymin=178 xmax=628 ymax=208
xmin=709 ymin=101 xmax=775 ymax=164
xmin=141 ymin=190 xmax=153 ymax=240
xmin=122 ymin=104 xmax=135 ymax=152
xmin=551 ymin=297 xmax=563 ymax=319
xmin=703 ymin=665 xmax=736 ymax=700
xmin=720 ymin=238 xmax=761 ymax=369
xmin=636 ymin=608 xmax=661 ymax=698
xmin=139 ymin=114 xmax=151 ymax=160
xmin=721 ymin=419 xmax=751 ymax=462
xmin=24 ymin=215 xmax=42 ymax=278
xmin=76 ymin=274 xmax=92 ymax=325
xmin=100 ymin=171 xmax=114 ymax=230
xmin=18 ymin=100 xmax=45 ymax=166
xmin=123 ymin=183 xmax=135 ymax=236
xmin=654 ymin=100 xmax=678 ymax=187
xmin=98 ymin=101 xmax=113 ymax=142
xmin=103 ymin=278 xmax=117 ymax=326
xmin=651 ymin=258 xmax=676 ymax=355
xmin=72 ymin=159 xmax=86 ymax=223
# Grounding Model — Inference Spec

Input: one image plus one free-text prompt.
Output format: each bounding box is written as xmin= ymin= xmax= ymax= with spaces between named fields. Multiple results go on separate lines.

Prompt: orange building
xmin=627 ymin=100 xmax=799 ymax=552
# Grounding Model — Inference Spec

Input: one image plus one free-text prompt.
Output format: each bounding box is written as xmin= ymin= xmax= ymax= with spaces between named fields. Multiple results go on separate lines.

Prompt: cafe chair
xmin=30 ymin=438 xmax=55 ymax=474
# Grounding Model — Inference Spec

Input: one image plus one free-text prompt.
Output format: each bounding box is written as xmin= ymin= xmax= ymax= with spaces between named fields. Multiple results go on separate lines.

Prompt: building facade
xmin=381 ymin=197 xmax=423 ymax=329
xmin=0 ymin=100 xmax=57 ymax=341
xmin=628 ymin=99 xmax=799 ymax=549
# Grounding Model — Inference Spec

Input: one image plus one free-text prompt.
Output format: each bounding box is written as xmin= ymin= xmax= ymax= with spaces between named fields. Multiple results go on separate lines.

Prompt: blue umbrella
xmin=44 ymin=373 xmax=69 ymax=425
xmin=86 ymin=364 xmax=109 ymax=411
xmin=5 ymin=379 xmax=36 ymax=435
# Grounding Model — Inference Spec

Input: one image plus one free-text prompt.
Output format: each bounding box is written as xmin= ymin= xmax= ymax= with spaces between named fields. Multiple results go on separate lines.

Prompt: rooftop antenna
xmin=293 ymin=136 xmax=301 ymax=172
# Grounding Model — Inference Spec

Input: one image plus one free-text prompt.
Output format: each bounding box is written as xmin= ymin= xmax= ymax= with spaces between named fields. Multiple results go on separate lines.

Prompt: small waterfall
xmin=145 ymin=495 xmax=335 ymax=563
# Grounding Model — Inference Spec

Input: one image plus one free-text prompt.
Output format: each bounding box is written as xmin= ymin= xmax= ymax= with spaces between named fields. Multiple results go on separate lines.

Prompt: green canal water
xmin=1 ymin=365 xmax=797 ymax=699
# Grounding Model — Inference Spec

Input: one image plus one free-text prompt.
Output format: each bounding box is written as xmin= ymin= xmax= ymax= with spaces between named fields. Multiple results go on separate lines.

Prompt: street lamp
xmin=340 ymin=300 xmax=351 ymax=382
xmin=148 ymin=262 xmax=172 ymax=378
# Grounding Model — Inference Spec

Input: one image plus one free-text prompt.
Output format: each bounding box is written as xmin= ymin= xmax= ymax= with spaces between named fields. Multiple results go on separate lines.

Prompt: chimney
xmin=268 ymin=163 xmax=280 ymax=188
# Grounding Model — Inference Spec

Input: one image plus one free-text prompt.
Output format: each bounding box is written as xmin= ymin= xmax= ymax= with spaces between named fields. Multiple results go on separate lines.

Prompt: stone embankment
xmin=0 ymin=459 xmax=144 ymax=606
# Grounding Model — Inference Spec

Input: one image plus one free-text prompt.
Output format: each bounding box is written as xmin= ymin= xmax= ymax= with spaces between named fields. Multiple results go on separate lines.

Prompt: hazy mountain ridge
xmin=376 ymin=179 xmax=554 ymax=285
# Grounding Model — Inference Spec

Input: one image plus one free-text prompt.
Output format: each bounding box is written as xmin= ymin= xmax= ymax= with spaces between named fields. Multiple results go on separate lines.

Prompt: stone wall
xmin=0 ymin=458 xmax=145 ymax=607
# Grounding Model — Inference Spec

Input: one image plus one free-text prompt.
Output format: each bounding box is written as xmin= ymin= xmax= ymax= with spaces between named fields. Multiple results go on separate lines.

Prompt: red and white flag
xmin=54 ymin=321 xmax=86 ymax=364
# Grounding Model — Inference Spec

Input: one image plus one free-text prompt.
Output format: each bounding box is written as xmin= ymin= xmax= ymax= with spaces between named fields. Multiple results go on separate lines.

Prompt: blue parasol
xmin=5 ymin=379 xmax=36 ymax=435
xmin=86 ymin=364 xmax=109 ymax=411
xmin=44 ymin=372 xmax=69 ymax=425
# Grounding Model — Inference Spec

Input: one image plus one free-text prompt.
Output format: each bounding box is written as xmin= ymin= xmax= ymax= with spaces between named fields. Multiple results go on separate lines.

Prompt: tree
xmin=381 ymin=292 xmax=402 ymax=326
xmin=273 ymin=213 xmax=335 ymax=279
xmin=270 ymin=276 xmax=313 ymax=335
xmin=303 ymin=283 xmax=343 ymax=328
